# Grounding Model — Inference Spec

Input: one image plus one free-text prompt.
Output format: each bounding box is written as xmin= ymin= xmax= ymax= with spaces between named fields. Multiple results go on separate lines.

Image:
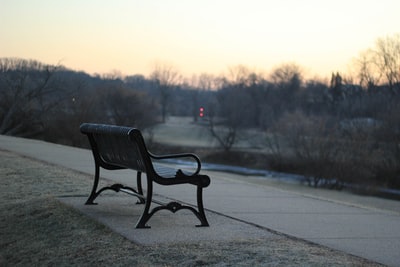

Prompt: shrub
xmin=267 ymin=111 xmax=382 ymax=189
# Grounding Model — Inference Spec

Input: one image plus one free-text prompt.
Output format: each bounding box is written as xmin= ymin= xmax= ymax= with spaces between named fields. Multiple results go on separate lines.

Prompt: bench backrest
xmin=80 ymin=123 xmax=151 ymax=173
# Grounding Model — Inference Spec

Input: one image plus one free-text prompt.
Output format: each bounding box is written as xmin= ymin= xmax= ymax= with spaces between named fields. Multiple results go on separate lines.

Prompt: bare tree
xmin=203 ymin=67 xmax=270 ymax=150
xmin=101 ymin=69 xmax=124 ymax=80
xmin=149 ymin=63 xmax=181 ymax=122
xmin=0 ymin=58 xmax=65 ymax=137
xmin=271 ymin=63 xmax=303 ymax=112
xmin=97 ymin=87 xmax=157 ymax=128
xmin=207 ymin=85 xmax=250 ymax=151
xmin=270 ymin=63 xmax=303 ymax=88
xmin=353 ymin=50 xmax=381 ymax=90
xmin=374 ymin=34 xmax=400 ymax=93
xmin=226 ymin=64 xmax=252 ymax=85
xmin=353 ymin=34 xmax=400 ymax=93
xmin=208 ymin=116 xmax=237 ymax=151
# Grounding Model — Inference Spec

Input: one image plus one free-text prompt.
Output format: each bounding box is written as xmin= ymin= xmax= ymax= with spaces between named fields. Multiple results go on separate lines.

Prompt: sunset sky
xmin=1 ymin=0 xmax=399 ymax=78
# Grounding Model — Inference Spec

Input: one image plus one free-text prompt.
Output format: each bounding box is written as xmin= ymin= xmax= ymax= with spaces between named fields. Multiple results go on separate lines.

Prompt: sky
xmin=1 ymin=0 xmax=399 ymax=79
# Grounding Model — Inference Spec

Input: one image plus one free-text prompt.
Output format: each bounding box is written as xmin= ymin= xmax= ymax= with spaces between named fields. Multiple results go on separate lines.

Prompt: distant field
xmin=147 ymin=116 xmax=217 ymax=147
xmin=147 ymin=116 xmax=268 ymax=150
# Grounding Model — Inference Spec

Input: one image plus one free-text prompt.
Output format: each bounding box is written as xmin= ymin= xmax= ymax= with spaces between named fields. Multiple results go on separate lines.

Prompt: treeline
xmin=1 ymin=34 xmax=399 ymax=191
xmin=202 ymin=64 xmax=400 ymax=191
xmin=0 ymin=58 xmax=157 ymax=146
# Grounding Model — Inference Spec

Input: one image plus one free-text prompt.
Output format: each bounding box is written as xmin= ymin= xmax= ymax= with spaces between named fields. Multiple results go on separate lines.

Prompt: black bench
xmin=80 ymin=123 xmax=210 ymax=228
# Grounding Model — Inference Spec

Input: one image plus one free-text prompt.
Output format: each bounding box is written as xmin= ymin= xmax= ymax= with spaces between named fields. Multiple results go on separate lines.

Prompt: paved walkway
xmin=1 ymin=135 xmax=400 ymax=266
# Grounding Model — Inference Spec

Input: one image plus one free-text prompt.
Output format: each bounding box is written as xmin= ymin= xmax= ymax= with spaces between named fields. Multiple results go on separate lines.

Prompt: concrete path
xmin=1 ymin=135 xmax=400 ymax=266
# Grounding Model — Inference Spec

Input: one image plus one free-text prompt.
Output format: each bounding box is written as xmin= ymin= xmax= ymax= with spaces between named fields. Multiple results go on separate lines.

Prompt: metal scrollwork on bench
xmin=166 ymin=201 xmax=182 ymax=212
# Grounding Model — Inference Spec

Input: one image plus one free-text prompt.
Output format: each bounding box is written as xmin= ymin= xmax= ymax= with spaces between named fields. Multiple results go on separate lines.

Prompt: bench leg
xmin=135 ymin=176 xmax=153 ymax=228
xmin=196 ymin=185 xmax=210 ymax=227
xmin=136 ymin=172 xmax=145 ymax=204
xmin=85 ymin=163 xmax=100 ymax=205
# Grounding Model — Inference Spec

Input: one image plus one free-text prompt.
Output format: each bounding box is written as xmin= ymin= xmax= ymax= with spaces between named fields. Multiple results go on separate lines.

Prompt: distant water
xmin=160 ymin=158 xmax=400 ymax=200
xmin=160 ymin=158 xmax=314 ymax=183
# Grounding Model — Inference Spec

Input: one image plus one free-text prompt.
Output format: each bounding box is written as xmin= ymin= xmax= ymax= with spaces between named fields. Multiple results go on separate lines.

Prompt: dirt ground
xmin=0 ymin=149 xmax=385 ymax=266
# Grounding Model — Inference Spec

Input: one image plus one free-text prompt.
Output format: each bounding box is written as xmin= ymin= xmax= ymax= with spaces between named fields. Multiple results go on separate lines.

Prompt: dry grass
xmin=0 ymin=149 xmax=384 ymax=266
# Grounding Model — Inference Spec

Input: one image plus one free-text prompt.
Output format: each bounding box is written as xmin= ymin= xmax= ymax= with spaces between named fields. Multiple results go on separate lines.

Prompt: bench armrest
xmin=149 ymin=152 xmax=201 ymax=175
